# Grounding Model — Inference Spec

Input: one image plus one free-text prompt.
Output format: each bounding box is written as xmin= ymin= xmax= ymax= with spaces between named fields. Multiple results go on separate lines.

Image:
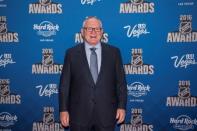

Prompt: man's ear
xmin=101 ymin=30 xmax=104 ymax=35
xmin=81 ymin=29 xmax=84 ymax=38
xmin=100 ymin=29 xmax=104 ymax=37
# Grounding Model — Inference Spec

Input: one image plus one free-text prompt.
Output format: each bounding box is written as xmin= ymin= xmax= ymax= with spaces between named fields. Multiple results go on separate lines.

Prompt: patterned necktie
xmin=90 ymin=47 xmax=98 ymax=84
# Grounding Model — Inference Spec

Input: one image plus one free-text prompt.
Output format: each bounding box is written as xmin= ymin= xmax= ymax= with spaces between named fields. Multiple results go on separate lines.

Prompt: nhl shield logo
xmin=0 ymin=22 xmax=7 ymax=34
xmin=42 ymin=53 xmax=54 ymax=66
xmin=131 ymin=0 xmax=143 ymax=5
xmin=43 ymin=113 xmax=54 ymax=125
xmin=178 ymin=86 xmax=191 ymax=99
xmin=39 ymin=0 xmax=51 ymax=6
xmin=0 ymin=83 xmax=10 ymax=97
xmin=131 ymin=114 xmax=143 ymax=126
xmin=132 ymin=54 xmax=143 ymax=66
xmin=179 ymin=21 xmax=192 ymax=34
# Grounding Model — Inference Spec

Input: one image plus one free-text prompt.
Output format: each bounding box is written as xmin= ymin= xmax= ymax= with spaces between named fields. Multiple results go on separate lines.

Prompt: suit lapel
xmin=78 ymin=44 xmax=95 ymax=85
xmin=96 ymin=43 xmax=107 ymax=85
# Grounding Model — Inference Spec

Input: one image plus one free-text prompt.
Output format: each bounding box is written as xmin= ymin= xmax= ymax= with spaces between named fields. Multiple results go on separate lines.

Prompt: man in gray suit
xmin=59 ymin=16 xmax=127 ymax=131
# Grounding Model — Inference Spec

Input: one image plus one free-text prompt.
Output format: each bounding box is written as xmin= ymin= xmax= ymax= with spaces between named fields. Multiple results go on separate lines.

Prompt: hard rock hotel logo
xmin=124 ymin=48 xmax=154 ymax=75
xmin=170 ymin=115 xmax=197 ymax=130
xmin=0 ymin=112 xmax=17 ymax=128
xmin=32 ymin=48 xmax=63 ymax=74
xmin=0 ymin=0 xmax=7 ymax=8
xmin=119 ymin=0 xmax=155 ymax=14
xmin=33 ymin=21 xmax=59 ymax=42
xmin=32 ymin=107 xmax=64 ymax=131
xmin=0 ymin=53 xmax=16 ymax=68
xmin=166 ymin=80 xmax=197 ymax=107
xmin=120 ymin=108 xmax=153 ymax=131
xmin=0 ymin=79 xmax=21 ymax=104
xmin=0 ymin=16 xmax=19 ymax=43
xmin=127 ymin=82 xmax=151 ymax=103
xmin=29 ymin=0 xmax=63 ymax=14
xmin=75 ymin=32 xmax=108 ymax=44
xmin=178 ymin=1 xmax=194 ymax=6
xmin=167 ymin=15 xmax=197 ymax=43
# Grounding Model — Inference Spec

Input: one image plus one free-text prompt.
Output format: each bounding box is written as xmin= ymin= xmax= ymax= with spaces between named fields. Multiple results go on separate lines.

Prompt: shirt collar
xmin=85 ymin=42 xmax=101 ymax=50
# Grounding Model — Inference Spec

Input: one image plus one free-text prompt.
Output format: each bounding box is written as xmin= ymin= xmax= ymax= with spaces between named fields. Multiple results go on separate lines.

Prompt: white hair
xmin=82 ymin=16 xmax=103 ymax=28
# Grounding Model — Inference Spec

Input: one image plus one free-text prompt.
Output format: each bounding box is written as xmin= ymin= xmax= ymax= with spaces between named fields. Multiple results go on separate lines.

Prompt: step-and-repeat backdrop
xmin=0 ymin=0 xmax=197 ymax=131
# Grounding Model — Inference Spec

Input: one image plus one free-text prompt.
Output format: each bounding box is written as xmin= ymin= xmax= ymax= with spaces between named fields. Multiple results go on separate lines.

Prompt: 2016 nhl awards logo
xmin=119 ymin=0 xmax=155 ymax=14
xmin=29 ymin=0 xmax=63 ymax=14
xmin=75 ymin=32 xmax=108 ymax=44
xmin=0 ymin=79 xmax=10 ymax=97
xmin=0 ymin=79 xmax=21 ymax=104
xmin=170 ymin=115 xmax=197 ymax=130
xmin=127 ymin=82 xmax=151 ymax=102
xmin=0 ymin=53 xmax=16 ymax=68
xmin=120 ymin=108 xmax=153 ymax=131
xmin=33 ymin=21 xmax=59 ymax=42
xmin=124 ymin=48 xmax=154 ymax=75
xmin=167 ymin=15 xmax=197 ymax=42
xmin=0 ymin=16 xmax=19 ymax=43
xmin=166 ymin=80 xmax=197 ymax=107
xmin=32 ymin=107 xmax=64 ymax=131
xmin=32 ymin=48 xmax=63 ymax=74
xmin=43 ymin=112 xmax=54 ymax=125
xmin=42 ymin=49 xmax=54 ymax=66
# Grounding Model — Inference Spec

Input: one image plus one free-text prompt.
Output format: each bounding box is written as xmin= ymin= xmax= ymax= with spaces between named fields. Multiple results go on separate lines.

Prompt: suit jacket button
xmin=92 ymin=99 xmax=96 ymax=104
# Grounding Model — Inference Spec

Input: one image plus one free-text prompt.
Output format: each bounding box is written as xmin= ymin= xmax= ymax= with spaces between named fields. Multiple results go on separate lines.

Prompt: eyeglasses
xmin=83 ymin=27 xmax=102 ymax=32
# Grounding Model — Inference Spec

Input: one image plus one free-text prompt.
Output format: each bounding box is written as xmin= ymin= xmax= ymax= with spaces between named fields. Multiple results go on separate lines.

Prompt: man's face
xmin=81 ymin=18 xmax=103 ymax=45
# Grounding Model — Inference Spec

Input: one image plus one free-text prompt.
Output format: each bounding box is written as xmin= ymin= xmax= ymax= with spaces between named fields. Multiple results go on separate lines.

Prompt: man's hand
xmin=60 ymin=111 xmax=69 ymax=127
xmin=116 ymin=109 xmax=126 ymax=124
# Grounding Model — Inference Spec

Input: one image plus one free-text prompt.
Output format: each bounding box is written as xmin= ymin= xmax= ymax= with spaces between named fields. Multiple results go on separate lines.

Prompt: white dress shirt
xmin=85 ymin=42 xmax=101 ymax=73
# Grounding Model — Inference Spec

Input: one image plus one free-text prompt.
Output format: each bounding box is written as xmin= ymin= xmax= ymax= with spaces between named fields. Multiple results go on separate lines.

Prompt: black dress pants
xmin=70 ymin=108 xmax=115 ymax=131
